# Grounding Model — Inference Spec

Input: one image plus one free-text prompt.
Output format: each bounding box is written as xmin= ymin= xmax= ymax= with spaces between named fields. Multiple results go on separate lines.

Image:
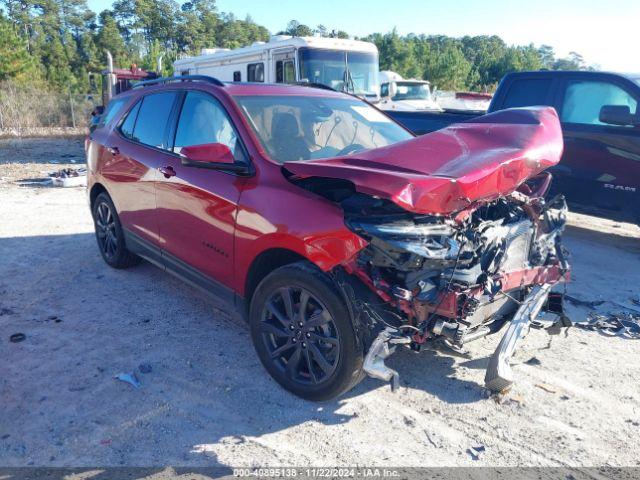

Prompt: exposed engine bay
xmin=284 ymin=106 xmax=570 ymax=393
xmin=293 ymin=171 xmax=570 ymax=393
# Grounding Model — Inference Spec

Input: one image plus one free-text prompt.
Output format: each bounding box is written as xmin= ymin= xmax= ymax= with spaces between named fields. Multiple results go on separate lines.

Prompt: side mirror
xmin=180 ymin=143 xmax=250 ymax=174
xmin=380 ymin=83 xmax=390 ymax=99
xmin=388 ymin=82 xmax=398 ymax=98
xmin=599 ymin=105 xmax=637 ymax=126
xmin=91 ymin=105 xmax=105 ymax=117
xmin=181 ymin=143 xmax=235 ymax=164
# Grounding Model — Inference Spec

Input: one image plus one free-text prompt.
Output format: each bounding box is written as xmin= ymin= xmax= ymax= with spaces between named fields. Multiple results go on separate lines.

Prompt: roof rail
xmin=132 ymin=75 xmax=225 ymax=89
xmin=291 ymin=82 xmax=337 ymax=92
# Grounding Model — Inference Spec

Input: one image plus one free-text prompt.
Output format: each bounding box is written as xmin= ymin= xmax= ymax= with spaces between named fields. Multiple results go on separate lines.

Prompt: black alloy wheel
xmin=92 ymin=192 xmax=140 ymax=269
xmin=95 ymin=201 xmax=118 ymax=260
xmin=249 ymin=262 xmax=364 ymax=401
xmin=259 ymin=286 xmax=340 ymax=385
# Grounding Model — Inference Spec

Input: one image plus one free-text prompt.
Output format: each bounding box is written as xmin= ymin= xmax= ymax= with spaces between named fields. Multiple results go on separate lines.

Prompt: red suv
xmin=86 ymin=76 xmax=569 ymax=400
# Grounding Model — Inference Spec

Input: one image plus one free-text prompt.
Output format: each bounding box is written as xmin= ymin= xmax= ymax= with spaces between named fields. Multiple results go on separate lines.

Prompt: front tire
xmin=249 ymin=262 xmax=364 ymax=401
xmin=92 ymin=192 xmax=140 ymax=269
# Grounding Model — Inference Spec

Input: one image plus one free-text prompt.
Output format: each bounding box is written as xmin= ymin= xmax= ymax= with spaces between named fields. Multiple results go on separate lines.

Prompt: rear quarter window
xmin=99 ymin=98 xmax=127 ymax=127
xmin=502 ymin=78 xmax=553 ymax=109
xmin=119 ymin=101 xmax=141 ymax=140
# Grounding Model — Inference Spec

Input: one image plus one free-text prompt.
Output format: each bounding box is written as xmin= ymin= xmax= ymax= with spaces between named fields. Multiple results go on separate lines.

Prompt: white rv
xmin=173 ymin=36 xmax=380 ymax=100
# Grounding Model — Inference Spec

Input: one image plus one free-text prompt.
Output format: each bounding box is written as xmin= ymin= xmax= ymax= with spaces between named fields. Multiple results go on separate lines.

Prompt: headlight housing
xmin=347 ymin=219 xmax=460 ymax=260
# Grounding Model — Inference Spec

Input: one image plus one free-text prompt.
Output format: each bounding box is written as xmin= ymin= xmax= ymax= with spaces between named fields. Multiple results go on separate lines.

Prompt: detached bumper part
xmin=363 ymin=328 xmax=411 ymax=391
xmin=484 ymin=283 xmax=553 ymax=392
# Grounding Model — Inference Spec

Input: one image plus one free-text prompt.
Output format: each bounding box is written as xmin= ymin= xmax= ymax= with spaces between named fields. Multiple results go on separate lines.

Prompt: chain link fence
xmin=0 ymin=81 xmax=97 ymax=135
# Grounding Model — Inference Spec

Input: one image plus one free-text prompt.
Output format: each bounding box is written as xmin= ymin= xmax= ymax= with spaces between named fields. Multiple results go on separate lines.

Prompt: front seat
xmin=270 ymin=112 xmax=310 ymax=161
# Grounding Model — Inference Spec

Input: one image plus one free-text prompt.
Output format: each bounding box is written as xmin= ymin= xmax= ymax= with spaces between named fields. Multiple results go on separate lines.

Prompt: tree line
xmin=0 ymin=0 xmax=591 ymax=93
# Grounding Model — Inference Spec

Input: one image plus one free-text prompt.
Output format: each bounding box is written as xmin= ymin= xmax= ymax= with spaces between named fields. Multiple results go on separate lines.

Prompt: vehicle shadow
xmin=0 ymin=232 xmax=485 ymax=469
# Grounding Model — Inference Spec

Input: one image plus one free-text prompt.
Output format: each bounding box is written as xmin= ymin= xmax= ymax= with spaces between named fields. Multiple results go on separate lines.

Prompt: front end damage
xmin=285 ymin=106 xmax=569 ymax=393
xmin=336 ymin=177 xmax=569 ymax=393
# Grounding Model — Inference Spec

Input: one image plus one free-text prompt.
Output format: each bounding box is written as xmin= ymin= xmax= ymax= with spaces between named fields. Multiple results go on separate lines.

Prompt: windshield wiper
xmin=342 ymin=68 xmax=356 ymax=94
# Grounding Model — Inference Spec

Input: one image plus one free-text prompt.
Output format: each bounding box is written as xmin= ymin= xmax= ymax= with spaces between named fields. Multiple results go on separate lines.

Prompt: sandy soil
xmin=0 ymin=138 xmax=639 ymax=468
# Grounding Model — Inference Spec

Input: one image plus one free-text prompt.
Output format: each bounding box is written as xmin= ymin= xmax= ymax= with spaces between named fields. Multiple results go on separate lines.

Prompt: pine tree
xmin=0 ymin=12 xmax=36 ymax=82
xmin=95 ymin=10 xmax=128 ymax=67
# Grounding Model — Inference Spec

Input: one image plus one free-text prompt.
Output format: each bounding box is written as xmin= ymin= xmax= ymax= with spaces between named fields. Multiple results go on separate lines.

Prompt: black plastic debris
xmin=565 ymin=295 xmax=605 ymax=308
xmin=9 ymin=333 xmax=26 ymax=343
xmin=574 ymin=312 xmax=640 ymax=339
xmin=49 ymin=167 xmax=86 ymax=179
xmin=525 ymin=357 xmax=542 ymax=366
xmin=138 ymin=363 xmax=152 ymax=374
xmin=49 ymin=167 xmax=87 ymax=187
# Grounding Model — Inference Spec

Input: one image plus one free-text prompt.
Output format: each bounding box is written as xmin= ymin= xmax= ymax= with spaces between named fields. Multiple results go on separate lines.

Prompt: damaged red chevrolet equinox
xmin=86 ymin=76 xmax=570 ymax=400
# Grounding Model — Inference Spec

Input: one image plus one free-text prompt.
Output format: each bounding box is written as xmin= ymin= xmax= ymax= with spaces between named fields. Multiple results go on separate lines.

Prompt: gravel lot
xmin=1 ymin=137 xmax=639 ymax=468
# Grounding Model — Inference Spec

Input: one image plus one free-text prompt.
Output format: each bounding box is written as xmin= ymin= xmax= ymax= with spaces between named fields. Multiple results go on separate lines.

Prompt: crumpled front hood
xmin=284 ymin=107 xmax=563 ymax=215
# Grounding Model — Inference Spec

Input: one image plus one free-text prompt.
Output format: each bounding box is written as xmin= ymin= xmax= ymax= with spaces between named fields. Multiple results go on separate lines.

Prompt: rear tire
xmin=249 ymin=261 xmax=364 ymax=401
xmin=92 ymin=192 xmax=141 ymax=269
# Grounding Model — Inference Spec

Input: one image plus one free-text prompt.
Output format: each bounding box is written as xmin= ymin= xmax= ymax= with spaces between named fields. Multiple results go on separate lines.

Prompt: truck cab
xmin=378 ymin=71 xmax=442 ymax=112
xmin=490 ymin=71 xmax=640 ymax=222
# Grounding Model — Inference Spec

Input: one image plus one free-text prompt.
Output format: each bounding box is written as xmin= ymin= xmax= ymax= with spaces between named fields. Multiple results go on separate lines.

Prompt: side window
xmin=99 ymin=98 xmax=127 ymax=127
xmin=130 ymin=92 xmax=177 ymax=149
xmin=173 ymin=91 xmax=243 ymax=161
xmin=233 ymin=71 xmax=241 ymax=82
xmin=561 ymin=80 xmax=638 ymax=126
xmin=502 ymin=78 xmax=553 ymax=109
xmin=380 ymin=83 xmax=389 ymax=98
xmin=120 ymin=100 xmax=141 ymax=139
xmin=275 ymin=61 xmax=283 ymax=83
xmin=284 ymin=61 xmax=295 ymax=83
xmin=247 ymin=63 xmax=264 ymax=82
xmin=180 ymin=69 xmax=189 ymax=76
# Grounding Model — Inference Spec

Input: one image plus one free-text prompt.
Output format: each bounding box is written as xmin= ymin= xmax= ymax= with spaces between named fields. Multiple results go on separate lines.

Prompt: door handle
xmin=158 ymin=166 xmax=176 ymax=178
xmin=107 ymin=146 xmax=119 ymax=155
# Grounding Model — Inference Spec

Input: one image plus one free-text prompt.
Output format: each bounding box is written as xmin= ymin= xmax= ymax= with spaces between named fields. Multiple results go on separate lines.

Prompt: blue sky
xmin=86 ymin=0 xmax=639 ymax=72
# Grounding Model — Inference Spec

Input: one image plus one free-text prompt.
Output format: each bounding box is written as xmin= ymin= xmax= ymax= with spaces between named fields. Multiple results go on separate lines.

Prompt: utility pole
xmin=69 ymin=90 xmax=76 ymax=129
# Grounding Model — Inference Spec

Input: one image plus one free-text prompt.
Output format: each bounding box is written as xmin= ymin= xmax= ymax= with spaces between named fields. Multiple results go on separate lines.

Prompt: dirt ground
xmin=1 ymin=137 xmax=640 ymax=468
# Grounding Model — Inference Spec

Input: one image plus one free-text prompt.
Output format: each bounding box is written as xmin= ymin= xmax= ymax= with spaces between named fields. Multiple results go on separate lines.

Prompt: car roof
xmin=121 ymin=77 xmax=352 ymax=99
xmin=222 ymin=82 xmax=348 ymax=97
xmin=111 ymin=78 xmax=355 ymax=104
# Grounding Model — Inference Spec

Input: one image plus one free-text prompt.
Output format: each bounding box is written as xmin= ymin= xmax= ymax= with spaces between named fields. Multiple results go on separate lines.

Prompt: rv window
xmin=284 ymin=61 xmax=295 ymax=83
xmin=233 ymin=71 xmax=241 ymax=82
xmin=180 ymin=70 xmax=189 ymax=76
xmin=276 ymin=60 xmax=295 ymax=83
xmin=247 ymin=63 xmax=264 ymax=82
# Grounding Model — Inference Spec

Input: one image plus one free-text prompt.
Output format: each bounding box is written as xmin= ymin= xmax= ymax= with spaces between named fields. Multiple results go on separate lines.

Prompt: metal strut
xmin=484 ymin=283 xmax=554 ymax=392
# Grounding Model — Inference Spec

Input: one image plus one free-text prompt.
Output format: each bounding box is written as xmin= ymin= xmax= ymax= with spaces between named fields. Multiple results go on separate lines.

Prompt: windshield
xmin=393 ymin=82 xmax=432 ymax=101
xmin=234 ymin=95 xmax=412 ymax=163
xmin=298 ymin=48 xmax=379 ymax=96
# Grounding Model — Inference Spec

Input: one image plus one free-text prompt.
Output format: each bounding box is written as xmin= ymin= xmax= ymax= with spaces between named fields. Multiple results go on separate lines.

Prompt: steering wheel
xmin=337 ymin=144 xmax=367 ymax=156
